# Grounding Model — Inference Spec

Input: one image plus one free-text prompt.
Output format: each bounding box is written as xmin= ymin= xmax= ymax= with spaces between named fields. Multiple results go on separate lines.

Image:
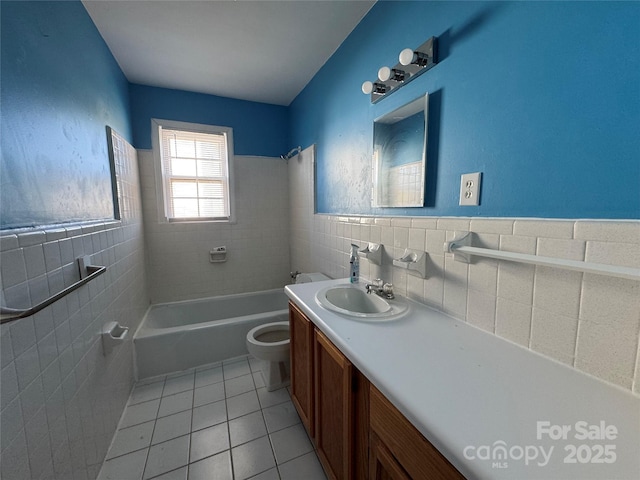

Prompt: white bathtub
xmin=134 ymin=289 xmax=289 ymax=379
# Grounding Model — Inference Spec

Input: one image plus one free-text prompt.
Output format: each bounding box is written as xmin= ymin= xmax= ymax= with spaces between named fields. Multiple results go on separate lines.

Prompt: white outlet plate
xmin=459 ymin=172 xmax=482 ymax=206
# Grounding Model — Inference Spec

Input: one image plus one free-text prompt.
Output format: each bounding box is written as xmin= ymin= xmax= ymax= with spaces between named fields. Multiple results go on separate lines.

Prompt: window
xmin=152 ymin=120 xmax=234 ymax=222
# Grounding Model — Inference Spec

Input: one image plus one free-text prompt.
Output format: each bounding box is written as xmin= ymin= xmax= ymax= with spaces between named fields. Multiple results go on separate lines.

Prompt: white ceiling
xmin=82 ymin=0 xmax=375 ymax=106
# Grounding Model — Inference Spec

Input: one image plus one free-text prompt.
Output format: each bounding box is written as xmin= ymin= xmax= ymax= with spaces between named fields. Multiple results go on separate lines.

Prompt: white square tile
xmin=144 ymin=435 xmax=190 ymax=480
xmin=188 ymin=451 xmax=232 ymax=480
xmin=129 ymin=381 xmax=164 ymax=405
xmin=223 ymin=359 xmax=251 ymax=380
xmin=191 ymin=399 xmax=227 ymax=431
xmin=256 ymin=387 xmax=290 ymax=410
xmin=153 ymin=466 xmax=188 ymax=480
xmin=120 ymin=399 xmax=160 ymax=428
xmin=189 ymin=423 xmax=229 ymax=463
xmin=231 ymin=436 xmax=276 ymax=480
xmin=98 ymin=448 xmax=147 ymax=480
xmin=495 ymin=298 xmax=532 ymax=348
xmin=269 ymin=423 xmax=313 ymax=465
xmin=158 ymin=390 xmax=193 ymax=418
xmin=252 ymin=372 xmax=265 ymax=389
xmin=530 ymin=309 xmax=577 ymax=365
xmin=152 ymin=410 xmax=192 ymax=445
xmin=224 ymin=374 xmax=254 ymax=398
xmin=466 ymin=290 xmax=496 ymax=333
xmin=163 ymin=372 xmax=194 ymax=397
xmin=226 ymin=390 xmax=260 ymax=420
xmin=533 ymin=267 xmax=582 ymax=318
xmin=23 ymin=245 xmax=46 ymax=279
xmin=229 ymin=410 xmax=267 ymax=447
xmin=247 ymin=467 xmax=280 ymax=480
xmin=106 ymin=421 xmax=154 ymax=459
xmin=194 ymin=366 xmax=223 ymax=388
xmin=262 ymin=401 xmax=300 ymax=434
xmin=193 ymin=382 xmax=225 ymax=408
xmin=278 ymin=451 xmax=326 ymax=480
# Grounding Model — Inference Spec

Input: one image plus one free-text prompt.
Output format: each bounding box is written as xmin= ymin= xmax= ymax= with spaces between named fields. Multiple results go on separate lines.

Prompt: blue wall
xmin=290 ymin=1 xmax=640 ymax=219
xmin=129 ymin=84 xmax=289 ymax=156
xmin=1 ymin=0 xmax=132 ymax=229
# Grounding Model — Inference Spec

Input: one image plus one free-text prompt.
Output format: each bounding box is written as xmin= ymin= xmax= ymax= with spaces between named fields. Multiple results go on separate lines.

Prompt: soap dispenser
xmin=350 ymin=244 xmax=360 ymax=283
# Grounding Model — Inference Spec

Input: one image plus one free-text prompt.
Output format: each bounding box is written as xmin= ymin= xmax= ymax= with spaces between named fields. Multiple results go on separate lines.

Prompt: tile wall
xmin=295 ymin=215 xmax=640 ymax=394
xmin=138 ymin=152 xmax=291 ymax=304
xmin=0 ymin=134 xmax=149 ymax=479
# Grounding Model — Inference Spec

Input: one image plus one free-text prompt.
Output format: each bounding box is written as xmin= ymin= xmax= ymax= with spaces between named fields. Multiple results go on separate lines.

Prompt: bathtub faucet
xmin=290 ymin=271 xmax=302 ymax=281
xmin=365 ymin=279 xmax=395 ymax=299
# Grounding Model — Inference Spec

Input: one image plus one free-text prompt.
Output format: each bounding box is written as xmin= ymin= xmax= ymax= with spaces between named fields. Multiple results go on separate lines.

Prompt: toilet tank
xmin=295 ymin=272 xmax=330 ymax=284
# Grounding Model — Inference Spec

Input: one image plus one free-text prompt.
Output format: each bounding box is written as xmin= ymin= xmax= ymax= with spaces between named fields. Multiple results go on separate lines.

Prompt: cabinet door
xmin=289 ymin=302 xmax=314 ymax=436
xmin=370 ymin=386 xmax=465 ymax=480
xmin=314 ymin=329 xmax=353 ymax=480
xmin=370 ymin=432 xmax=411 ymax=480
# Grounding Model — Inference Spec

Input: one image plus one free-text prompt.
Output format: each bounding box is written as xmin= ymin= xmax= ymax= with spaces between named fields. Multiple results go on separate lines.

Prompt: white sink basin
xmin=315 ymin=285 xmax=408 ymax=319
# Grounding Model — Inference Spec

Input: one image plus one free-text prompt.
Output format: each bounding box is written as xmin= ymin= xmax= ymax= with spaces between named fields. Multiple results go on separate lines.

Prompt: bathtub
xmin=134 ymin=289 xmax=289 ymax=379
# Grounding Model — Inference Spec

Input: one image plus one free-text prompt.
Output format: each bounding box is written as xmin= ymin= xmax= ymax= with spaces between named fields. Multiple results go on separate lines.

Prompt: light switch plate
xmin=459 ymin=172 xmax=482 ymax=206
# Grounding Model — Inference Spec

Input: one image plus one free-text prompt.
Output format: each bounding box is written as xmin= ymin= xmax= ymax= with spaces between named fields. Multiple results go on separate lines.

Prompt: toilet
xmin=246 ymin=272 xmax=329 ymax=391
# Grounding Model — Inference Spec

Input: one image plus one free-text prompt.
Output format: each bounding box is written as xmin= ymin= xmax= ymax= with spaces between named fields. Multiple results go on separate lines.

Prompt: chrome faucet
xmin=365 ymin=278 xmax=395 ymax=299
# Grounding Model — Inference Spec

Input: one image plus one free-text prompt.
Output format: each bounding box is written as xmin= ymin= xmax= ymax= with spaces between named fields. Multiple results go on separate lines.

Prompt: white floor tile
xmin=193 ymin=382 xmax=225 ymax=407
xmin=231 ymin=436 xmax=276 ymax=480
xmin=102 ymin=354 xmax=325 ymax=480
xmin=261 ymin=401 xmax=300 ymax=434
xmin=278 ymin=452 xmax=327 ymax=480
xmin=151 ymin=466 xmax=188 ymax=480
xmin=223 ymin=359 xmax=251 ymax=380
xmin=269 ymin=424 xmax=313 ymax=465
xmin=158 ymin=390 xmax=193 ymax=418
xmin=106 ymin=421 xmax=154 ymax=459
xmin=98 ymin=449 xmax=147 ymax=480
xmin=195 ymin=366 xmax=223 ymax=388
xmin=226 ymin=390 xmax=260 ymax=420
xmin=189 ymin=423 xmax=229 ymax=463
xmin=129 ymin=381 xmax=164 ymax=405
xmin=144 ymin=435 xmax=190 ymax=480
xmin=248 ymin=468 xmax=280 ymax=480
xmin=252 ymin=372 xmax=265 ymax=389
xmin=163 ymin=372 xmax=195 ymax=397
xmin=191 ymin=399 xmax=227 ymax=432
xmin=229 ymin=411 xmax=267 ymax=447
xmin=256 ymin=387 xmax=290 ymax=409
xmin=225 ymin=374 xmax=255 ymax=398
xmin=152 ymin=410 xmax=192 ymax=445
xmin=188 ymin=451 xmax=232 ymax=480
xmin=120 ymin=399 xmax=160 ymax=428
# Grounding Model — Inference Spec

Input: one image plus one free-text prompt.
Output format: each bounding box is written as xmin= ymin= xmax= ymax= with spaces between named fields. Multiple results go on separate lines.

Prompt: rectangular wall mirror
xmin=372 ymin=93 xmax=428 ymax=208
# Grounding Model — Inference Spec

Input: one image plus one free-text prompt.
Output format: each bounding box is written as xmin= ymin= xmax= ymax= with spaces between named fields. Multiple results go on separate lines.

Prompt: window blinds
xmin=160 ymin=128 xmax=230 ymax=219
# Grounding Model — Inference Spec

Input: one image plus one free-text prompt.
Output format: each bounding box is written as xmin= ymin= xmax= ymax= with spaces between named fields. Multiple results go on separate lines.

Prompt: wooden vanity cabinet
xmin=289 ymin=301 xmax=314 ymax=436
xmin=289 ymin=301 xmax=463 ymax=480
xmin=369 ymin=386 xmax=465 ymax=480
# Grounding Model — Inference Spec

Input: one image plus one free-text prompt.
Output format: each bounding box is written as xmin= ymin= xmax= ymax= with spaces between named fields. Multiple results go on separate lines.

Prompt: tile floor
xmin=98 ymin=356 xmax=327 ymax=480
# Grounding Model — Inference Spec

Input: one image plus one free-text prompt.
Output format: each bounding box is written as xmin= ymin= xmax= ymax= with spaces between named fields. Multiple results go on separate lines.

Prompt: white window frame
xmin=151 ymin=119 xmax=235 ymax=223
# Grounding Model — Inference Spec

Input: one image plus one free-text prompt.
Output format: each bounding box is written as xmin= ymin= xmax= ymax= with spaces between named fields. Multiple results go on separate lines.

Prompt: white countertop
xmin=285 ymin=278 xmax=640 ymax=480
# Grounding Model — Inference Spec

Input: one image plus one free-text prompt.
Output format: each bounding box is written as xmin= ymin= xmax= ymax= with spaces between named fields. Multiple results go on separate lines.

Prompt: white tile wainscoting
xmin=0 ymin=134 xmax=149 ymax=479
xmin=291 ymin=215 xmax=640 ymax=394
xmin=98 ymin=356 xmax=326 ymax=480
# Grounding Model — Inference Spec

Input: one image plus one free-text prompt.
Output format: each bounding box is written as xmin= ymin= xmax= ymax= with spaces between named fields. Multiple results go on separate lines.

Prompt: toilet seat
xmin=247 ymin=322 xmax=289 ymax=347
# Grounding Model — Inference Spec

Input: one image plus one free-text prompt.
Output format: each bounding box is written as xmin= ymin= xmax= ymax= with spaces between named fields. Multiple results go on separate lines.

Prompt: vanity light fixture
xmin=378 ymin=66 xmax=406 ymax=83
xmin=361 ymin=81 xmax=389 ymax=96
xmin=363 ymin=36 xmax=437 ymax=103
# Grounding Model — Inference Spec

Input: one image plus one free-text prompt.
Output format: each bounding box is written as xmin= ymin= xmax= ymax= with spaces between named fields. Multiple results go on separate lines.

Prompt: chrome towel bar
xmin=0 ymin=258 xmax=106 ymax=324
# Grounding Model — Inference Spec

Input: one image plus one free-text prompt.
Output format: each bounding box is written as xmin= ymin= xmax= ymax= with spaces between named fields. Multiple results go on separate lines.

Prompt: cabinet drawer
xmin=370 ymin=386 xmax=465 ymax=480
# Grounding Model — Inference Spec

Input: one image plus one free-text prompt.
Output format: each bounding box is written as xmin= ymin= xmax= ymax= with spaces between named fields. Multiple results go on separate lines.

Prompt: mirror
xmin=372 ymin=93 xmax=428 ymax=207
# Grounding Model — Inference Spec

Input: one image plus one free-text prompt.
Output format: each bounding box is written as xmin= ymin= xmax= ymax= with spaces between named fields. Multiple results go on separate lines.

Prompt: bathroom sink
xmin=315 ymin=285 xmax=408 ymax=319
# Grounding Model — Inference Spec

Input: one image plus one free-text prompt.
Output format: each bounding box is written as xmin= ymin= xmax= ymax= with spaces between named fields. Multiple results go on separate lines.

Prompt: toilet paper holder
xmin=102 ymin=321 xmax=129 ymax=356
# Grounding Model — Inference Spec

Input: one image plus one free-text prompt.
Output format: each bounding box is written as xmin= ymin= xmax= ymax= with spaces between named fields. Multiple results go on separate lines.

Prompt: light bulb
xmin=361 ymin=81 xmax=373 ymax=95
xmin=378 ymin=66 xmax=391 ymax=82
xmin=399 ymin=48 xmax=415 ymax=66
